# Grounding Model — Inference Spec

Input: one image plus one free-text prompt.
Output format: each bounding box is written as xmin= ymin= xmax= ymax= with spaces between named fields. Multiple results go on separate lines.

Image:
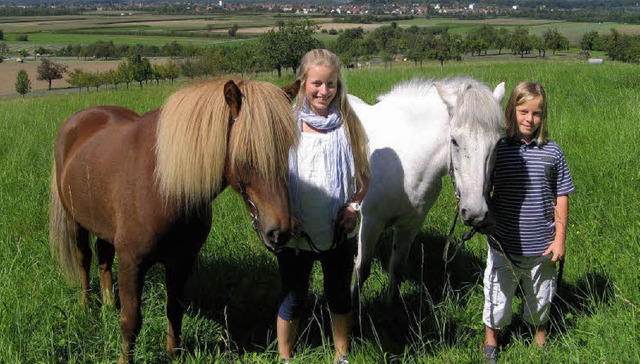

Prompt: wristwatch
xmin=349 ymin=202 xmax=361 ymax=212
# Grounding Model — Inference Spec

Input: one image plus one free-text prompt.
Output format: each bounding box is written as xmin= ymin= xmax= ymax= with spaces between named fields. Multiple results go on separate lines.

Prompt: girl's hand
xmin=543 ymin=238 xmax=565 ymax=262
xmin=338 ymin=205 xmax=358 ymax=233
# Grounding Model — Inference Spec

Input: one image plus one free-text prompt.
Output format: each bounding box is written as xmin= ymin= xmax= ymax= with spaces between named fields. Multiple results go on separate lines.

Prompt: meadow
xmin=0 ymin=59 xmax=638 ymax=363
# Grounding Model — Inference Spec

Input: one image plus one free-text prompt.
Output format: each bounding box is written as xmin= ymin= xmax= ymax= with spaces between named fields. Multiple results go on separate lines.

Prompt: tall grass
xmin=0 ymin=60 xmax=638 ymax=363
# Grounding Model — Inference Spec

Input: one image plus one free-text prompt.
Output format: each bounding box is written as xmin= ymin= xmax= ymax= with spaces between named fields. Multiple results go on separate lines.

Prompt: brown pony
xmin=49 ymin=79 xmax=299 ymax=363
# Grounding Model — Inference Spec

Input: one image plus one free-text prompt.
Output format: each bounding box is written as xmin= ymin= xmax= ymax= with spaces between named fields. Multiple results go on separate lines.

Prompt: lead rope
xmin=442 ymin=202 xmax=478 ymax=266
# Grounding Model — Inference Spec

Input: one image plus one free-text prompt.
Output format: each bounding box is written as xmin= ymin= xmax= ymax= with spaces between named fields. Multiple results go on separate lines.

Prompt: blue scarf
xmin=289 ymin=99 xmax=355 ymax=223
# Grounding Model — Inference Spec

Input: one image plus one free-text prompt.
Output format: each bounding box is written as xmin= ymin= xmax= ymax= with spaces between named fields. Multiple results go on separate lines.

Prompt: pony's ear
xmin=435 ymin=83 xmax=457 ymax=115
xmin=282 ymin=80 xmax=301 ymax=102
xmin=493 ymin=82 xmax=506 ymax=103
xmin=224 ymin=80 xmax=243 ymax=120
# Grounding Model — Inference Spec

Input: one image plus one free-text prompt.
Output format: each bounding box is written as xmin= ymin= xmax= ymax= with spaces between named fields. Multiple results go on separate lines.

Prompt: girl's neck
xmin=302 ymin=121 xmax=327 ymax=134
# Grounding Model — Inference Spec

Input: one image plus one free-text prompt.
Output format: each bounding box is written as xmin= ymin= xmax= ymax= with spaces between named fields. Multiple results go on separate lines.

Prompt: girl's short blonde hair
xmin=505 ymin=81 xmax=548 ymax=145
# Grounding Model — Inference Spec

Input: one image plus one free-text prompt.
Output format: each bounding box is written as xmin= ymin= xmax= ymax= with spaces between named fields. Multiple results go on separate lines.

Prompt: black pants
xmin=276 ymin=238 xmax=356 ymax=320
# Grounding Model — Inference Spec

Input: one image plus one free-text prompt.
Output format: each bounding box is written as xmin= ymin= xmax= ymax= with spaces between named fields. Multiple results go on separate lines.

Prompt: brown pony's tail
xmin=49 ymin=161 xmax=81 ymax=285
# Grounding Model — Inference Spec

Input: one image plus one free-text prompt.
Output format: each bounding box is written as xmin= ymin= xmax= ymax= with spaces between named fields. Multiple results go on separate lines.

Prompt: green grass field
xmin=0 ymin=59 xmax=638 ymax=363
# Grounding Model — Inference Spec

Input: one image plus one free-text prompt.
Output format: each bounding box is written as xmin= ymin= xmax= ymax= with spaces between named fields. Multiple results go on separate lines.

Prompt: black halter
xmin=228 ymin=115 xmax=263 ymax=247
xmin=442 ymin=140 xmax=476 ymax=264
xmin=236 ymin=174 xmax=260 ymax=233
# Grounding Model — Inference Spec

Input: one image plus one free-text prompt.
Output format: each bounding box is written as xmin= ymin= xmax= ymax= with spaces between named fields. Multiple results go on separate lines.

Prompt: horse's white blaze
xmin=350 ymin=77 xmax=505 ymax=303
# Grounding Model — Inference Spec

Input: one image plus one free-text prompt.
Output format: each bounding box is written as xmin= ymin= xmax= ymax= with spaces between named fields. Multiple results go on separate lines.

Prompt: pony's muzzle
xmin=261 ymin=222 xmax=293 ymax=250
xmin=260 ymin=216 xmax=297 ymax=251
xmin=460 ymin=208 xmax=495 ymax=233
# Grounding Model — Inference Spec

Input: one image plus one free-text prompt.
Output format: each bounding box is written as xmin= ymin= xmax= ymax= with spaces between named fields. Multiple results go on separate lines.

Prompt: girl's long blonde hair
xmin=505 ymin=81 xmax=548 ymax=145
xmin=295 ymin=48 xmax=370 ymax=191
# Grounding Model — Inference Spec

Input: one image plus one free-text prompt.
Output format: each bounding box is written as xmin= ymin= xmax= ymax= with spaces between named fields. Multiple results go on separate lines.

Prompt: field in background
xmin=2 ymin=12 xmax=640 ymax=49
xmin=0 ymin=59 xmax=638 ymax=363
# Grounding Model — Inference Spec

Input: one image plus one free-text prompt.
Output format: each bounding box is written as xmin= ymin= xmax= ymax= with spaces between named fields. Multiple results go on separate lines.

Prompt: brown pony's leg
xmin=164 ymin=250 xmax=200 ymax=359
xmin=96 ymin=238 xmax=116 ymax=306
xmin=117 ymin=253 xmax=147 ymax=364
xmin=75 ymin=226 xmax=92 ymax=306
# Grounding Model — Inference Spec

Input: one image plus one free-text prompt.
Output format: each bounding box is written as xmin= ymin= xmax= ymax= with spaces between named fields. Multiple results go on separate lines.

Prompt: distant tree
xmin=103 ymin=69 xmax=123 ymax=90
xmin=178 ymin=57 xmax=206 ymax=79
xmin=335 ymin=27 xmax=365 ymax=65
xmin=465 ymin=25 xmax=495 ymax=56
xmin=478 ymin=25 xmax=497 ymax=55
xmin=465 ymin=29 xmax=485 ymax=56
xmin=18 ymin=49 xmax=30 ymax=58
xmin=494 ymin=28 xmax=510 ymax=55
xmin=405 ymin=31 xmax=431 ymax=67
xmin=117 ymin=61 xmax=134 ymax=89
xmin=66 ymin=68 xmax=87 ymax=91
xmin=431 ymin=31 xmax=463 ymax=68
xmin=34 ymin=46 xmax=51 ymax=56
xmin=543 ymin=28 xmax=570 ymax=55
xmin=0 ymin=29 xmax=4 ymax=41
xmin=532 ymin=35 xmax=546 ymax=57
xmin=128 ymin=55 xmax=152 ymax=88
xmin=228 ymin=24 xmax=239 ymax=37
xmin=78 ymin=46 xmax=94 ymax=60
xmin=511 ymin=26 xmax=532 ymax=58
xmin=603 ymin=28 xmax=625 ymax=61
xmin=129 ymin=44 xmax=145 ymax=57
xmin=257 ymin=19 xmax=321 ymax=77
xmin=15 ymin=69 xmax=31 ymax=96
xmin=339 ymin=51 xmax=354 ymax=69
xmin=581 ymin=30 xmax=602 ymax=51
xmin=603 ymin=29 xmax=640 ymax=63
xmin=17 ymin=34 xmax=28 ymax=41
xmin=370 ymin=23 xmax=403 ymax=58
xmin=227 ymin=44 xmax=265 ymax=75
xmin=36 ymin=58 xmax=68 ymax=90
xmin=162 ymin=41 xmax=183 ymax=58
xmin=377 ymin=50 xmax=392 ymax=69
xmin=90 ymin=41 xmax=116 ymax=59
xmin=163 ymin=60 xmax=181 ymax=84
xmin=359 ymin=36 xmax=378 ymax=58
xmin=86 ymin=71 xmax=105 ymax=91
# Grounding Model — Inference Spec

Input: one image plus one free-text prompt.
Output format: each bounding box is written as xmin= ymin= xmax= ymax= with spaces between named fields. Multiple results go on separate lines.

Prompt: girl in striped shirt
xmin=482 ymin=81 xmax=575 ymax=363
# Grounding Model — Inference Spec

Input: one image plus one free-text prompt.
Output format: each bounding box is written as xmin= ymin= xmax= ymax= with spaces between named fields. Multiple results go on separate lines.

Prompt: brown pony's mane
xmin=155 ymin=79 xmax=297 ymax=208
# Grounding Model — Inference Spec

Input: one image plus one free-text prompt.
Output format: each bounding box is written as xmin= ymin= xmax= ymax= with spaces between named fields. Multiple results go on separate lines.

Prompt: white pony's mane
xmin=377 ymin=77 xmax=441 ymax=101
xmin=378 ymin=77 xmax=503 ymax=132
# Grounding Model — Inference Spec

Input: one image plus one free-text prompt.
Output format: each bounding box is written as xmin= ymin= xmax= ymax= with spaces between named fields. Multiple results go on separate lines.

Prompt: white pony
xmin=348 ymin=77 xmax=505 ymax=304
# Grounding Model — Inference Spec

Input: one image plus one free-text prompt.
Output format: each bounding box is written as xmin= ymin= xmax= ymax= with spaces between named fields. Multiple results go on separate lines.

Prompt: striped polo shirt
xmin=489 ymin=137 xmax=575 ymax=256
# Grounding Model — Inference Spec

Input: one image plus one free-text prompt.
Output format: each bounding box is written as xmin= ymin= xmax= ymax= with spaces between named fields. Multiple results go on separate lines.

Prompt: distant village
xmin=32 ymin=1 xmax=526 ymax=18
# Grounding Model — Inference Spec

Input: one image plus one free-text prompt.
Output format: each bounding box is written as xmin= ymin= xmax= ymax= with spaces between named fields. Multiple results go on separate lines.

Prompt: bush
xmin=15 ymin=69 xmax=31 ymax=96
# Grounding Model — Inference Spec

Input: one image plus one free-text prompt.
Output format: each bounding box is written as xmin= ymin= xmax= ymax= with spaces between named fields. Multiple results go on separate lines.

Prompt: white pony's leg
xmin=351 ymin=217 xmax=385 ymax=310
xmin=387 ymin=224 xmax=422 ymax=304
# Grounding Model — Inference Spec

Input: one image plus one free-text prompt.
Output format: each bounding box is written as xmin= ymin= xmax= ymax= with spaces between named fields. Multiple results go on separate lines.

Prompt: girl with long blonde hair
xmin=277 ymin=49 xmax=369 ymax=364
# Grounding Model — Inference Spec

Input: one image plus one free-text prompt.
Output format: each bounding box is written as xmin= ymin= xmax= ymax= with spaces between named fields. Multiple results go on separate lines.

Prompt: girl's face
xmin=515 ymin=96 xmax=543 ymax=143
xmin=304 ymin=64 xmax=338 ymax=117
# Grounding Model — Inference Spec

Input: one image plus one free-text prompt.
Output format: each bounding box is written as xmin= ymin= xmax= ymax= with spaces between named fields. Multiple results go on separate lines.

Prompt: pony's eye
xmin=451 ymin=138 xmax=459 ymax=147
